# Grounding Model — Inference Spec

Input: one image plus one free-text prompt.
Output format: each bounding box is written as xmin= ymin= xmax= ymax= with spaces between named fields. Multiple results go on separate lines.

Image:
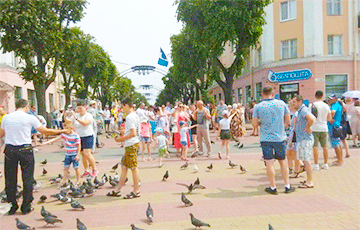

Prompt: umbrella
xmin=342 ymin=90 xmax=360 ymax=99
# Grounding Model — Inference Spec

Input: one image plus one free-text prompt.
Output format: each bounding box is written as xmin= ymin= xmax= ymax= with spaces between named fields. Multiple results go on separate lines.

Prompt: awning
xmin=0 ymin=81 xmax=14 ymax=92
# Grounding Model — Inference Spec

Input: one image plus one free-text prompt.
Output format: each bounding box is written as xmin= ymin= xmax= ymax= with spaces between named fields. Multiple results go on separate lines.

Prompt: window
xmin=281 ymin=0 xmax=297 ymax=21
xmin=214 ymin=94 xmax=217 ymax=103
xmin=219 ymin=93 xmax=222 ymax=101
xmin=237 ymin=88 xmax=243 ymax=103
xmin=327 ymin=0 xmax=341 ymax=15
xmin=328 ymin=35 xmax=342 ymax=55
xmin=14 ymin=86 xmax=22 ymax=104
xmin=49 ymin=93 xmax=54 ymax=112
xmin=281 ymin=39 xmax=297 ymax=59
xmin=27 ymin=89 xmax=36 ymax=108
xmin=255 ymin=83 xmax=262 ymax=102
xmin=245 ymin=85 xmax=251 ymax=105
xmin=325 ymin=75 xmax=347 ymax=98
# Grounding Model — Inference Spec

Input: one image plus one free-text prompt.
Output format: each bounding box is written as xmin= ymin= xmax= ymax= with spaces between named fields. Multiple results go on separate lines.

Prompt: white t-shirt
xmin=219 ymin=117 xmax=231 ymax=130
xmin=124 ymin=112 xmax=140 ymax=147
xmin=103 ymin=110 xmax=111 ymax=121
xmin=156 ymin=135 xmax=167 ymax=149
xmin=180 ymin=127 xmax=189 ymax=142
xmin=74 ymin=113 xmax=94 ymax=137
xmin=1 ymin=111 xmax=42 ymax=145
xmin=136 ymin=108 xmax=148 ymax=120
xmin=311 ymin=101 xmax=331 ymax=132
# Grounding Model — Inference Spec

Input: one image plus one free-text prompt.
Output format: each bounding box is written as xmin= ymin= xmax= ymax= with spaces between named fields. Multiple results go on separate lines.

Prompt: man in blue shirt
xmin=292 ymin=96 xmax=316 ymax=188
xmin=327 ymin=94 xmax=343 ymax=166
xmin=252 ymin=86 xmax=295 ymax=195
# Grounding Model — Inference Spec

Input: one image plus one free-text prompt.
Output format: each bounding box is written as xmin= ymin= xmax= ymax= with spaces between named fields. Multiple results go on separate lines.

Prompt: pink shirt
xmin=140 ymin=122 xmax=151 ymax=137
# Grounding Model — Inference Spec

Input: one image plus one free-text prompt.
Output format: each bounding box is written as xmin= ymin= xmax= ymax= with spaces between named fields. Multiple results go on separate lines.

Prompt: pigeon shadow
xmin=66 ymin=209 xmax=85 ymax=211
xmin=139 ymin=218 xmax=152 ymax=225
xmin=35 ymin=218 xmax=45 ymax=221
xmin=37 ymin=225 xmax=62 ymax=229
xmin=175 ymin=205 xmax=189 ymax=208
xmin=204 ymin=188 xmax=264 ymax=199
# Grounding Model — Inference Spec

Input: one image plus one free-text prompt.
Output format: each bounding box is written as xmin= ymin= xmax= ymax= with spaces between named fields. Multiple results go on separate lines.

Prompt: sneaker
xmin=265 ymin=187 xmax=278 ymax=195
xmin=81 ymin=171 xmax=90 ymax=178
xmin=312 ymin=164 xmax=320 ymax=171
xmin=285 ymin=186 xmax=295 ymax=194
xmin=91 ymin=169 xmax=98 ymax=178
xmin=238 ymin=143 xmax=244 ymax=148
xmin=321 ymin=163 xmax=329 ymax=170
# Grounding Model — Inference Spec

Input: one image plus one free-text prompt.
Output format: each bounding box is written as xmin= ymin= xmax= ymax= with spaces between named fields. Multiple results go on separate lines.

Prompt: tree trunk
xmin=33 ymin=82 xmax=49 ymax=126
xmin=64 ymin=88 xmax=71 ymax=109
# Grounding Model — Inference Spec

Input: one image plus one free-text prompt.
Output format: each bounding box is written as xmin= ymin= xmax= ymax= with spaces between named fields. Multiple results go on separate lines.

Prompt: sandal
xmin=107 ymin=191 xmax=121 ymax=197
xmin=123 ymin=191 xmax=141 ymax=199
xmin=289 ymin=168 xmax=306 ymax=178
xmin=298 ymin=183 xmax=314 ymax=189
xmin=218 ymin=152 xmax=222 ymax=159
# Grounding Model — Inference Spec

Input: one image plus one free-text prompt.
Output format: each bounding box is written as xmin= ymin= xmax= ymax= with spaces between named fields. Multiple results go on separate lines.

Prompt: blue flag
xmin=158 ymin=48 xmax=168 ymax=67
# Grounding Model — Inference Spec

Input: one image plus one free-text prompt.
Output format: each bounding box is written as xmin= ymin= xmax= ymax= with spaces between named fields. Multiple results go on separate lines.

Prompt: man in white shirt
xmin=108 ymin=98 xmax=141 ymax=199
xmin=311 ymin=90 xmax=332 ymax=170
xmin=0 ymin=99 xmax=70 ymax=215
xmin=103 ymin=105 xmax=111 ymax=133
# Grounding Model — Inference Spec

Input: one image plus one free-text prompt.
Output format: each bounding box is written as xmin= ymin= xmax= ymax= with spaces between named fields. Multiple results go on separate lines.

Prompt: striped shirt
xmin=61 ymin=133 xmax=80 ymax=155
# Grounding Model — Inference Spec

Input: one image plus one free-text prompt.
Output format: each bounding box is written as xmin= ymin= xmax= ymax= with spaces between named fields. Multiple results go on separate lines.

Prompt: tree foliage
xmin=0 ymin=0 xmax=87 ymax=116
xmin=175 ymin=0 xmax=271 ymax=104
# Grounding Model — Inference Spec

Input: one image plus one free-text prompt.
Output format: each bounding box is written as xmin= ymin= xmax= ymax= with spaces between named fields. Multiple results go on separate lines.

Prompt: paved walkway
xmin=0 ymin=129 xmax=359 ymax=230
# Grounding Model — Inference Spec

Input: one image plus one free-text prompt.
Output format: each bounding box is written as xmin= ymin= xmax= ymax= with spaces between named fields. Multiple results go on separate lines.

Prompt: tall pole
xmin=353 ymin=0 xmax=358 ymax=90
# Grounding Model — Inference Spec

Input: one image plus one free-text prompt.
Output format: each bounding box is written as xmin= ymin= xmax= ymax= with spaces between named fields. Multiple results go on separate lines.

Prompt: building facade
xmin=209 ymin=0 xmax=360 ymax=105
xmin=0 ymin=50 xmax=65 ymax=113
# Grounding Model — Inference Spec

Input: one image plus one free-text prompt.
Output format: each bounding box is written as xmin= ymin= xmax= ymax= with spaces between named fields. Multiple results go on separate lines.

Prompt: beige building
xmin=209 ymin=0 xmax=360 ymax=105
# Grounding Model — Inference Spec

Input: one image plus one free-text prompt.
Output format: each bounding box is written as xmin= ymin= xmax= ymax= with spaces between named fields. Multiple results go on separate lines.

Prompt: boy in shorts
xmin=41 ymin=121 xmax=81 ymax=185
xmin=107 ymin=98 xmax=141 ymax=199
xmin=153 ymin=127 xmax=169 ymax=167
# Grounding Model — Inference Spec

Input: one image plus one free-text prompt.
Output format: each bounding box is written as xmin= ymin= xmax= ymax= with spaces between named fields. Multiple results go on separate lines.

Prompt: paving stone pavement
xmin=0 ymin=130 xmax=359 ymax=230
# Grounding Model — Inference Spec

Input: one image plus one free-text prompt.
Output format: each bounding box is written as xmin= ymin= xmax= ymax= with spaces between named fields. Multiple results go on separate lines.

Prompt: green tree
xmin=111 ymin=76 xmax=133 ymax=102
xmin=175 ymin=0 xmax=271 ymax=104
xmin=93 ymin=62 xmax=118 ymax=108
xmin=59 ymin=27 xmax=93 ymax=108
xmin=0 ymin=0 xmax=87 ymax=116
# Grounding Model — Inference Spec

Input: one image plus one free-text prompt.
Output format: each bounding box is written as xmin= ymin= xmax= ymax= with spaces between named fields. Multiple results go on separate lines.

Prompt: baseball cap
xmin=327 ymin=94 xmax=337 ymax=100
xmin=222 ymin=110 xmax=229 ymax=116
xmin=179 ymin=121 xmax=185 ymax=126
xmin=155 ymin=127 xmax=163 ymax=133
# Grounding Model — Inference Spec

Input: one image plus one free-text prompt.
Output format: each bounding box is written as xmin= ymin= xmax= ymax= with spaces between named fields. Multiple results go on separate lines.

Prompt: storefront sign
xmin=268 ymin=69 xmax=312 ymax=83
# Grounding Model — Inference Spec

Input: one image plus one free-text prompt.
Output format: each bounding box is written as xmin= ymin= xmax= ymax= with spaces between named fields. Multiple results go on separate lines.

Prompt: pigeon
xmin=269 ymin=223 xmax=275 ymax=230
xmin=162 ymin=171 xmax=169 ymax=181
xmin=50 ymin=190 xmax=67 ymax=200
xmin=180 ymin=162 xmax=189 ymax=170
xmin=41 ymin=206 xmax=57 ymax=218
xmin=207 ymin=163 xmax=213 ymax=171
xmin=229 ymin=160 xmax=237 ymax=168
xmin=130 ymin=224 xmax=145 ymax=230
xmin=94 ymin=177 xmax=106 ymax=188
xmin=44 ymin=216 xmax=63 ymax=225
xmin=42 ymin=168 xmax=47 ymax=176
xmin=181 ymin=193 xmax=193 ymax=206
xmin=93 ymin=177 xmax=100 ymax=185
xmin=193 ymin=164 xmax=199 ymax=173
xmin=146 ymin=202 xmax=153 ymax=223
xmin=111 ymin=163 xmax=119 ymax=172
xmin=176 ymin=183 xmax=194 ymax=194
xmin=41 ymin=159 xmax=47 ymax=165
xmin=101 ymin=173 xmax=108 ymax=182
xmin=109 ymin=176 xmax=119 ymax=187
xmin=189 ymin=213 xmax=211 ymax=228
xmin=49 ymin=174 xmax=62 ymax=184
xmin=194 ymin=177 xmax=200 ymax=186
xmin=38 ymin=195 xmax=47 ymax=204
xmin=15 ymin=218 xmax=35 ymax=229
xmin=240 ymin=165 xmax=247 ymax=173
xmin=76 ymin=218 xmax=87 ymax=230
xmin=114 ymin=172 xmax=120 ymax=182
xmin=71 ymin=199 xmax=85 ymax=210
xmin=59 ymin=195 xmax=72 ymax=203
xmin=69 ymin=190 xmax=85 ymax=198
xmin=33 ymin=180 xmax=42 ymax=191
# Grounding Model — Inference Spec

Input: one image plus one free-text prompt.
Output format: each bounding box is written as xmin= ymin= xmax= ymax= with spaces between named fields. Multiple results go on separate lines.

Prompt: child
xmin=140 ymin=118 xmax=152 ymax=161
xmin=41 ymin=121 xmax=81 ymax=185
xmin=217 ymin=110 xmax=237 ymax=159
xmin=153 ymin=127 xmax=169 ymax=167
xmin=179 ymin=121 xmax=198 ymax=161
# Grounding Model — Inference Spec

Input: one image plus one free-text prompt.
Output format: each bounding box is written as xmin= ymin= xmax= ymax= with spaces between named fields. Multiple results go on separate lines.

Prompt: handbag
xmin=332 ymin=126 xmax=343 ymax=138
xmin=292 ymin=132 xmax=296 ymax=142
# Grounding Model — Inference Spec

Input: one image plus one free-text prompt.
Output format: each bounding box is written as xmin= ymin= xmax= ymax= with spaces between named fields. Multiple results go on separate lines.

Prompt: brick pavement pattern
xmin=0 ymin=130 xmax=359 ymax=230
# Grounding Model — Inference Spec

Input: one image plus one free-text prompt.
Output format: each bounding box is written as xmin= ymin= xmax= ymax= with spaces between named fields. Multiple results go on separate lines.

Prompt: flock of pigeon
xmin=6 ymin=157 xmax=277 ymax=229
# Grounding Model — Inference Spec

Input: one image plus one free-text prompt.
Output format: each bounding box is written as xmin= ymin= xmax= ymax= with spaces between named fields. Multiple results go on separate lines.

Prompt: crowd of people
xmin=0 ymin=85 xmax=359 ymax=214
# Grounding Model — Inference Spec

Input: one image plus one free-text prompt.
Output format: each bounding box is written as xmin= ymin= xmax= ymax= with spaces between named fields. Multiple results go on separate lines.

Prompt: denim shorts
xmin=64 ymin=155 xmax=79 ymax=168
xmin=328 ymin=128 xmax=341 ymax=148
xmin=80 ymin=136 xmax=94 ymax=150
xmin=141 ymin=137 xmax=151 ymax=143
xmin=260 ymin=141 xmax=286 ymax=160
xmin=180 ymin=141 xmax=188 ymax=146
